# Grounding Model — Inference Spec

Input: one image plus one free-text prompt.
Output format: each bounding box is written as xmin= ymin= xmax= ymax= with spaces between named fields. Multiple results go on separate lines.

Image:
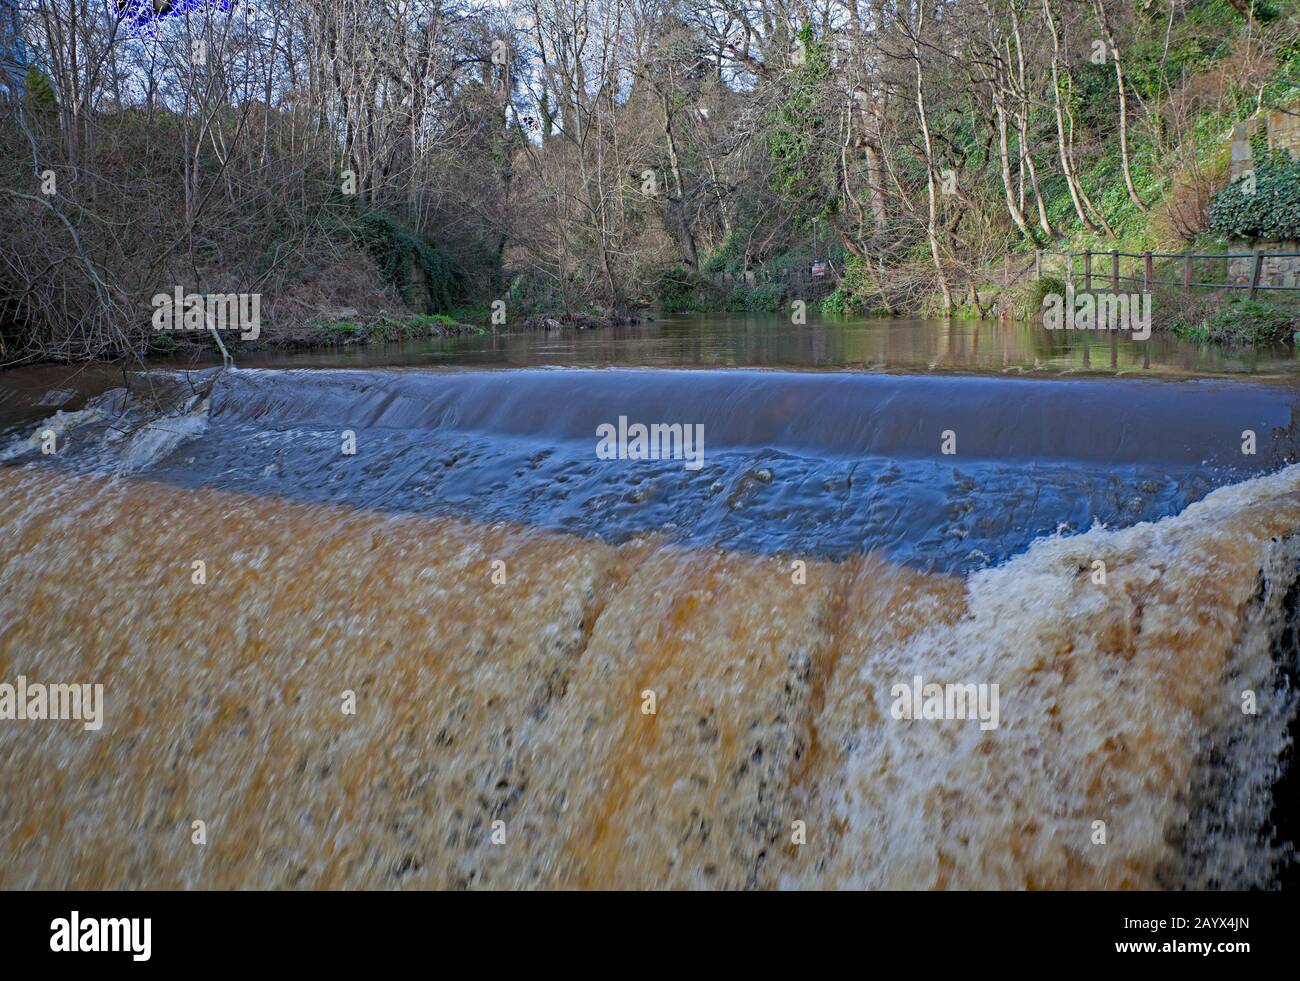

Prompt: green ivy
xmin=1208 ymin=149 xmax=1300 ymax=241
xmin=24 ymin=67 xmax=57 ymax=111
xmin=766 ymin=25 xmax=838 ymax=226
xmin=353 ymin=211 xmax=460 ymax=313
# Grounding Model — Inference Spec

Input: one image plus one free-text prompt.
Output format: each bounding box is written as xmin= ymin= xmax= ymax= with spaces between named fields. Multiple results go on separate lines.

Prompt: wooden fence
xmin=1034 ymin=248 xmax=1300 ymax=298
xmin=713 ymin=248 xmax=1300 ymax=306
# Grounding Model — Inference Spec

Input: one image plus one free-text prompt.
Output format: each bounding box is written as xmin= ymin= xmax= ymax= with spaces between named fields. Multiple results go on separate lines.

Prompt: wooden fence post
xmin=989 ymin=246 xmax=1296 ymax=303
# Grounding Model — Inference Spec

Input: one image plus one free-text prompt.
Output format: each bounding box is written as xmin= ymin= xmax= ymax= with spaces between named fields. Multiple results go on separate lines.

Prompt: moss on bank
xmin=310 ymin=313 xmax=485 ymax=343
xmin=145 ymin=313 xmax=483 ymax=358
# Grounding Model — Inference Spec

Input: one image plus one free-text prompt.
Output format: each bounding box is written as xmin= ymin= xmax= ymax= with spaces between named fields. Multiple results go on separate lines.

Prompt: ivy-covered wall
xmin=353 ymin=211 xmax=460 ymax=314
xmin=1210 ymin=148 xmax=1300 ymax=241
xmin=1213 ymin=106 xmax=1300 ymax=289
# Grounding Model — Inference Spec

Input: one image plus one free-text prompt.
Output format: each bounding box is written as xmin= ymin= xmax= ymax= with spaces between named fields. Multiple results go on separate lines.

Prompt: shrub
xmin=1016 ymin=275 xmax=1067 ymax=321
xmin=1206 ymin=296 xmax=1299 ymax=344
xmin=820 ymin=255 xmax=890 ymax=316
xmin=308 ymin=314 xmax=482 ymax=343
xmin=657 ymin=264 xmax=724 ymax=312
xmin=1208 ymin=149 xmax=1300 ymax=241
xmin=1152 ymin=284 xmax=1225 ymax=337
xmin=732 ymin=282 xmax=784 ymax=312
xmin=443 ymin=303 xmax=491 ymax=326
xmin=24 ymin=68 xmax=57 ymax=111
xmin=1151 ymin=147 xmax=1230 ymax=246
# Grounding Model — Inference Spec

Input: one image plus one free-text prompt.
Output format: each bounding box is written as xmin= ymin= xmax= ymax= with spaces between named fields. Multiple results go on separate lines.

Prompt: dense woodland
xmin=0 ymin=0 xmax=1297 ymax=361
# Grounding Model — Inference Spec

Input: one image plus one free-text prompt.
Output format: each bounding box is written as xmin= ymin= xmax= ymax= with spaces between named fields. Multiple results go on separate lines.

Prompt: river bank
xmin=2 ymin=309 xmax=663 ymax=370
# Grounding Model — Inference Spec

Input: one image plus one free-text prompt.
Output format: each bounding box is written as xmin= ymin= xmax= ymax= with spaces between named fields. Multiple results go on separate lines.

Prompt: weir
xmin=205 ymin=366 xmax=1295 ymax=467
xmin=0 ymin=362 xmax=1298 ymax=889
xmin=5 ymin=366 xmax=1297 ymax=574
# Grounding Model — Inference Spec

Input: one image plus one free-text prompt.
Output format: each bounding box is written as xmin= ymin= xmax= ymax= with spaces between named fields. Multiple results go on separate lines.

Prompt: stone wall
xmin=1229 ymin=118 xmax=1263 ymax=178
xmin=1228 ymin=241 xmax=1300 ymax=290
xmin=1230 ymin=103 xmax=1300 ymax=176
xmin=1227 ymin=104 xmax=1300 ymax=290
xmin=1267 ymin=104 xmax=1300 ymax=159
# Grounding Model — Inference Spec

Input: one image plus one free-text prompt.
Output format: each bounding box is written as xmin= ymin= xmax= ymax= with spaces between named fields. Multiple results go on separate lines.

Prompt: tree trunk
xmin=1092 ymin=0 xmax=1148 ymax=212
xmin=913 ymin=5 xmax=952 ymax=314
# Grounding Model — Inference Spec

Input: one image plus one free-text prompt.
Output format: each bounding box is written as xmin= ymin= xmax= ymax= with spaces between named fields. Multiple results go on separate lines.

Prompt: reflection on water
xmin=4 ymin=317 xmax=1298 ymax=432
xmin=230 ymin=313 xmax=1300 ymax=377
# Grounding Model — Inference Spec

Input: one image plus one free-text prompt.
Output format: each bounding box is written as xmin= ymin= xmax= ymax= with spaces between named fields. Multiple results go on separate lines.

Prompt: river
xmin=1 ymin=313 xmax=1298 ymax=889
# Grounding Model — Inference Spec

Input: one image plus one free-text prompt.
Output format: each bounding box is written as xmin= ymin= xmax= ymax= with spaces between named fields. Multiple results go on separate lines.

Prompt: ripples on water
xmin=9 ymin=366 xmax=1293 ymax=574
xmin=1 ymin=329 xmax=1299 ymax=889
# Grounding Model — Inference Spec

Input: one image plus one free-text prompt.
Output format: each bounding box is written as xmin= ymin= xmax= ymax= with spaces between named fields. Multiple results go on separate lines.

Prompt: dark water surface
xmin=4 ymin=314 xmax=1298 ymax=574
xmin=226 ymin=312 xmax=1300 ymax=376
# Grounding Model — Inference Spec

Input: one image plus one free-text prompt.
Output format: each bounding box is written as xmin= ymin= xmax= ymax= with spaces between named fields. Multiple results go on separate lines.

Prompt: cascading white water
xmin=0 ymin=366 xmax=1296 ymax=889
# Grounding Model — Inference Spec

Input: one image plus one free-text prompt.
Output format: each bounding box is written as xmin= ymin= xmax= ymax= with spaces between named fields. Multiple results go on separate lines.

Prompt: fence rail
xmin=1033 ymin=248 xmax=1300 ymax=298
xmin=714 ymin=248 xmax=1300 ymax=307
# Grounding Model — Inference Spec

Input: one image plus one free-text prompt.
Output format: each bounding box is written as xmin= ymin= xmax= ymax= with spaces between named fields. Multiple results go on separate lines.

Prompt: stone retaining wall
xmin=1227 ymin=104 xmax=1300 ymax=290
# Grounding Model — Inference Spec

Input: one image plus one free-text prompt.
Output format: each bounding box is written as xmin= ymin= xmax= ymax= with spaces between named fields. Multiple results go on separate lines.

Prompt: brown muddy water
xmin=1 ymin=315 xmax=1299 ymax=889
xmin=239 ymin=312 xmax=1300 ymax=376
